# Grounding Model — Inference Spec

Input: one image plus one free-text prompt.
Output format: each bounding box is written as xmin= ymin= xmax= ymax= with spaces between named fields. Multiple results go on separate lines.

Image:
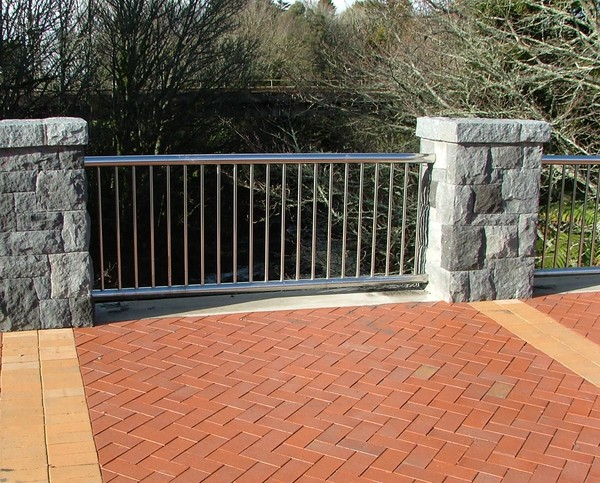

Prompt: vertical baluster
xmin=578 ymin=166 xmax=591 ymax=266
xmin=265 ymin=164 xmax=270 ymax=281
xmin=370 ymin=164 xmax=380 ymax=277
xmin=553 ymin=164 xmax=568 ymax=268
xmin=565 ymin=164 xmax=579 ymax=266
xmin=183 ymin=165 xmax=188 ymax=286
xmin=167 ymin=166 xmax=172 ymax=286
xmin=356 ymin=163 xmax=364 ymax=278
xmin=385 ymin=163 xmax=394 ymax=276
xmin=295 ymin=164 xmax=302 ymax=280
xmin=326 ymin=163 xmax=333 ymax=279
xmin=280 ymin=164 xmax=287 ymax=281
xmin=233 ymin=164 xmax=238 ymax=284
xmin=311 ymin=164 xmax=318 ymax=279
xmin=413 ymin=163 xmax=431 ymax=275
xmin=150 ymin=166 xmax=155 ymax=287
xmin=96 ymin=167 xmax=105 ymax=291
xmin=399 ymin=164 xmax=409 ymax=274
xmin=341 ymin=163 xmax=349 ymax=278
xmin=589 ymin=165 xmax=600 ymax=266
xmin=249 ymin=165 xmax=254 ymax=283
xmin=115 ymin=166 xmax=122 ymax=289
xmin=132 ymin=167 xmax=139 ymax=288
xmin=540 ymin=165 xmax=554 ymax=269
xmin=217 ymin=164 xmax=222 ymax=284
xmin=200 ymin=165 xmax=205 ymax=284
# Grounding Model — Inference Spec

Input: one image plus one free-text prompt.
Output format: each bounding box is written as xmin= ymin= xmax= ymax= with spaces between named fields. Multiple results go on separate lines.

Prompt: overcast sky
xmin=332 ymin=0 xmax=355 ymax=12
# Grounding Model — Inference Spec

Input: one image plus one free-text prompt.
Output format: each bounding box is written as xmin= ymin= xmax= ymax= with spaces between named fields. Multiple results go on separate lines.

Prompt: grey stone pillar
xmin=0 ymin=118 xmax=94 ymax=331
xmin=417 ymin=117 xmax=551 ymax=302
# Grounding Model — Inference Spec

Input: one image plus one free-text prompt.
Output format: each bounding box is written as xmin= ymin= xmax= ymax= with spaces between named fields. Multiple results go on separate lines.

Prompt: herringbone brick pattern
xmin=527 ymin=292 xmax=600 ymax=345
xmin=75 ymin=301 xmax=600 ymax=482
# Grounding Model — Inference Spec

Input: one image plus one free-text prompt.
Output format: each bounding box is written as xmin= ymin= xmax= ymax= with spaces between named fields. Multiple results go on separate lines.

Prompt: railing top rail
xmin=542 ymin=154 xmax=600 ymax=165
xmin=84 ymin=152 xmax=435 ymax=167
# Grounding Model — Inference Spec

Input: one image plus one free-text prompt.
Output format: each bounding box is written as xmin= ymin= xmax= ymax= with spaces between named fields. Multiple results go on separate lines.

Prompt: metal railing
xmin=85 ymin=153 xmax=434 ymax=300
xmin=537 ymin=155 xmax=600 ymax=275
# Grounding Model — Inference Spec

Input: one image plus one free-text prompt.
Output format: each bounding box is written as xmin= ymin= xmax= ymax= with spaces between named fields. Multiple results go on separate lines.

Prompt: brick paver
xmin=74 ymin=300 xmax=600 ymax=482
xmin=527 ymin=292 xmax=600 ymax=345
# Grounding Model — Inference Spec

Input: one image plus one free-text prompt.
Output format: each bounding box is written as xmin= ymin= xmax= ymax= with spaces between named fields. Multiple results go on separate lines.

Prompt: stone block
xmin=484 ymin=225 xmax=519 ymax=259
xmin=491 ymin=146 xmax=523 ymax=169
xmin=421 ymin=139 xmax=449 ymax=170
xmin=0 ymin=255 xmax=49 ymax=278
xmin=17 ymin=212 xmax=64 ymax=231
xmin=502 ymin=169 xmax=540 ymax=201
xmin=1 ymin=149 xmax=61 ymax=172
xmin=40 ymin=299 xmax=71 ymax=329
xmin=518 ymin=214 xmax=538 ymax=257
xmin=440 ymin=225 xmax=485 ymax=271
xmin=425 ymin=220 xmax=443 ymax=266
xmin=69 ymin=297 xmax=94 ymax=327
xmin=425 ymin=264 xmax=471 ymax=302
xmin=473 ymin=184 xmax=503 ymax=214
xmin=3 ymin=278 xmax=40 ymax=330
xmin=434 ymin=184 xmax=474 ymax=224
xmin=0 ymin=234 xmax=10 ymax=256
xmin=44 ymin=118 xmax=88 ymax=146
xmin=36 ymin=169 xmax=87 ymax=210
xmin=0 ymin=283 xmax=7 ymax=331
xmin=446 ymin=145 xmax=491 ymax=184
xmin=0 ymin=194 xmax=16 ymax=232
xmin=417 ymin=117 xmax=550 ymax=145
xmin=14 ymin=192 xmax=37 ymax=213
xmin=49 ymin=252 xmax=93 ymax=298
xmin=58 ymin=148 xmax=85 ymax=170
xmin=489 ymin=258 xmax=534 ymax=299
xmin=469 ymin=270 xmax=495 ymax=301
xmin=523 ymin=145 xmax=544 ymax=169
xmin=10 ymin=231 xmax=63 ymax=255
xmin=520 ymin=120 xmax=552 ymax=143
xmin=34 ymin=276 xmax=52 ymax=300
xmin=0 ymin=120 xmax=45 ymax=149
xmin=62 ymin=211 xmax=90 ymax=252
xmin=471 ymin=213 xmax=520 ymax=226
xmin=0 ymin=171 xmax=36 ymax=192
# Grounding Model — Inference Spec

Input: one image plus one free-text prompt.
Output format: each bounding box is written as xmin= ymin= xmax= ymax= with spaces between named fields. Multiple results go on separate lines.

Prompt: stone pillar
xmin=417 ymin=117 xmax=551 ymax=302
xmin=0 ymin=118 xmax=94 ymax=331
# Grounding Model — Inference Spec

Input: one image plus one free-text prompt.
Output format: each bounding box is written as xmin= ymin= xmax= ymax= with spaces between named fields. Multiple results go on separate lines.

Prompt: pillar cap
xmin=0 ymin=118 xmax=87 ymax=149
xmin=416 ymin=117 xmax=551 ymax=144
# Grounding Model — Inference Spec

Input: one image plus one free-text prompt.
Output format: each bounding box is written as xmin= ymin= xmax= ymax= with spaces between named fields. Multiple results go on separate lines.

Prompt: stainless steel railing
xmin=85 ymin=153 xmax=434 ymax=300
xmin=537 ymin=155 xmax=600 ymax=274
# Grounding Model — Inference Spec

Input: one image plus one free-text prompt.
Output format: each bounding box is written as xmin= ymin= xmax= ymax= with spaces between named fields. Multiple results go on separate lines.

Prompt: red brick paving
xmin=74 ymin=300 xmax=600 ymax=482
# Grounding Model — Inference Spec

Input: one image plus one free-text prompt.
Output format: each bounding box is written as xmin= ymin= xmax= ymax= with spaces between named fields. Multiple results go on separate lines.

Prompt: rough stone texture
xmin=50 ymin=252 xmax=93 ymax=298
xmin=440 ymin=226 xmax=485 ymax=271
xmin=419 ymin=117 xmax=549 ymax=302
xmin=0 ymin=118 xmax=93 ymax=331
xmin=416 ymin=117 xmax=552 ymax=145
xmin=473 ymin=184 xmax=503 ymax=214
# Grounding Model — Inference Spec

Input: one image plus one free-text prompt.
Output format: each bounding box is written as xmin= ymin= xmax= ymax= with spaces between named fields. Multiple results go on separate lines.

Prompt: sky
xmin=331 ymin=0 xmax=355 ymax=12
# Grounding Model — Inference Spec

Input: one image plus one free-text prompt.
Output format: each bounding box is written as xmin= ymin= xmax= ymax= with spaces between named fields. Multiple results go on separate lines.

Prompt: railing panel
xmin=537 ymin=155 xmax=600 ymax=272
xmin=85 ymin=153 xmax=433 ymax=300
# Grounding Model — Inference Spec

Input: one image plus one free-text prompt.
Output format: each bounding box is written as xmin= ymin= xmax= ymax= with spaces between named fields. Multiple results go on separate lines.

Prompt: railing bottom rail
xmin=92 ymin=274 xmax=428 ymax=301
xmin=534 ymin=267 xmax=600 ymax=277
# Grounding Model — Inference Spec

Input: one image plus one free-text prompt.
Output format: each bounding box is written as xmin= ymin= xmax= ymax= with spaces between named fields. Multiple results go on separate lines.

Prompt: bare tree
xmin=323 ymin=0 xmax=600 ymax=154
xmin=0 ymin=0 xmax=92 ymax=117
xmin=94 ymin=0 xmax=254 ymax=154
